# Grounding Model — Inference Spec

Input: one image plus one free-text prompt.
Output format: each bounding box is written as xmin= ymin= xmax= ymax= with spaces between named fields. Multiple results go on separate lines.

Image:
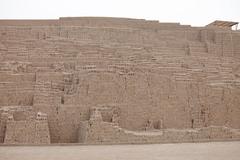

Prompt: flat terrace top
xmin=0 ymin=17 xmax=182 ymax=27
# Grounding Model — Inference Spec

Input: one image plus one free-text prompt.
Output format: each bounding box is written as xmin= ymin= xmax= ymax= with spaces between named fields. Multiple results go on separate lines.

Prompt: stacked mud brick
xmin=0 ymin=17 xmax=240 ymax=144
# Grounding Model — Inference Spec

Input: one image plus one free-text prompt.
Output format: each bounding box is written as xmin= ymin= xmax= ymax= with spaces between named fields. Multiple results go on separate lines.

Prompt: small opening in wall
xmin=191 ymin=119 xmax=194 ymax=128
xmin=61 ymin=96 xmax=64 ymax=104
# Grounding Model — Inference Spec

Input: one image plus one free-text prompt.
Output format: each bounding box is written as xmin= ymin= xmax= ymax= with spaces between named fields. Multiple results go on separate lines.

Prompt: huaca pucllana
xmin=0 ymin=17 xmax=240 ymax=144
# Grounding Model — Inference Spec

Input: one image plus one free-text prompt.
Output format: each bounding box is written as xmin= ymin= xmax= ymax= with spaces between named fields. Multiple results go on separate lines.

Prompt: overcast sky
xmin=0 ymin=0 xmax=239 ymax=27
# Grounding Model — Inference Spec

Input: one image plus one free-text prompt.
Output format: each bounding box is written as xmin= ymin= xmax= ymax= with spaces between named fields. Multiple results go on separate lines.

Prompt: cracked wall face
xmin=0 ymin=17 xmax=240 ymax=143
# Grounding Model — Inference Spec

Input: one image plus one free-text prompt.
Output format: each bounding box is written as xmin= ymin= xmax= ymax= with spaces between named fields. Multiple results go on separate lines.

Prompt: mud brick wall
xmin=0 ymin=17 xmax=240 ymax=143
xmin=4 ymin=119 xmax=50 ymax=144
xmin=79 ymin=119 xmax=240 ymax=144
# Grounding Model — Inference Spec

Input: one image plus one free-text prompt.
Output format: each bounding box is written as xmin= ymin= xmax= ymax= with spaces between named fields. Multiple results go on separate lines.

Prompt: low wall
xmin=4 ymin=118 xmax=50 ymax=144
xmin=79 ymin=120 xmax=240 ymax=144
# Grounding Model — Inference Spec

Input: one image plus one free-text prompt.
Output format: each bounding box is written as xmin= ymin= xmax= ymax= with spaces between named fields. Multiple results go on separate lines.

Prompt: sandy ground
xmin=0 ymin=141 xmax=240 ymax=160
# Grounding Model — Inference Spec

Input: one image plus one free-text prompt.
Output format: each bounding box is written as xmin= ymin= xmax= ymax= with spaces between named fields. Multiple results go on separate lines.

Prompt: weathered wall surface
xmin=0 ymin=17 xmax=240 ymax=144
xmin=0 ymin=107 xmax=50 ymax=144
xmin=78 ymin=115 xmax=240 ymax=144
xmin=4 ymin=119 xmax=50 ymax=144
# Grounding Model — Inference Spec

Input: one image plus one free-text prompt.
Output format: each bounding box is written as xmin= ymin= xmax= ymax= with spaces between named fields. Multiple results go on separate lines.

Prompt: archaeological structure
xmin=0 ymin=17 xmax=240 ymax=144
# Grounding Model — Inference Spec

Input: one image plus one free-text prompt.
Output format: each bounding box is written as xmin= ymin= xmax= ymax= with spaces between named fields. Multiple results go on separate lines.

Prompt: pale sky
xmin=0 ymin=0 xmax=239 ymax=27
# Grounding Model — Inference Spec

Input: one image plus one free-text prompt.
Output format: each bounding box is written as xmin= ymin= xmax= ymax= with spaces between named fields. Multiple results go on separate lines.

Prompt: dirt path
xmin=1 ymin=141 xmax=240 ymax=160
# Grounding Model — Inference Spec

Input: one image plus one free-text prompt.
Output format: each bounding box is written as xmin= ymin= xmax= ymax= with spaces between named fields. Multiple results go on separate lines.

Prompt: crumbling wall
xmin=78 ymin=110 xmax=240 ymax=144
xmin=2 ymin=111 xmax=50 ymax=144
xmin=0 ymin=17 xmax=240 ymax=144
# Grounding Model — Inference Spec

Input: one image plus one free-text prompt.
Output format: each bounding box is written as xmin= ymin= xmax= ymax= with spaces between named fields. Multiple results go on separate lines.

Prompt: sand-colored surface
xmin=1 ymin=17 xmax=240 ymax=145
xmin=0 ymin=141 xmax=240 ymax=160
